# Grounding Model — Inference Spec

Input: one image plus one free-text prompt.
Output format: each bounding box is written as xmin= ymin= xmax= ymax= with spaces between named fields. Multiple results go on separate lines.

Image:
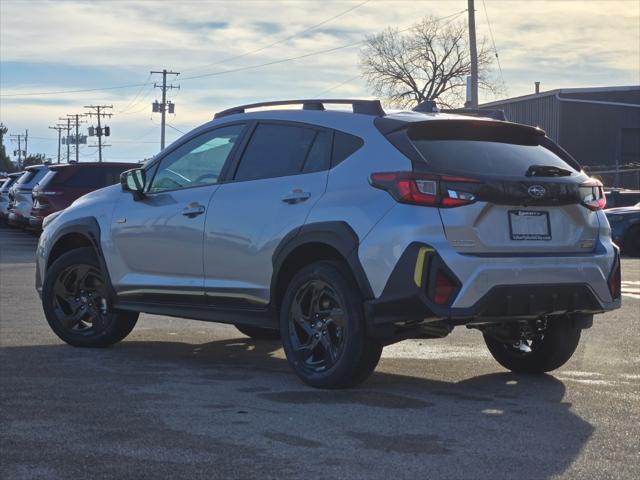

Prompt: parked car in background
xmin=605 ymin=202 xmax=640 ymax=256
xmin=29 ymin=162 xmax=138 ymax=232
xmin=7 ymin=165 xmax=49 ymax=228
xmin=605 ymin=188 xmax=640 ymax=208
xmin=0 ymin=172 xmax=23 ymax=223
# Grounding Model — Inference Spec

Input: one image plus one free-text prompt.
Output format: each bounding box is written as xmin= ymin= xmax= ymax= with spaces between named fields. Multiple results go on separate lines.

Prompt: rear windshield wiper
xmin=525 ymin=165 xmax=573 ymax=177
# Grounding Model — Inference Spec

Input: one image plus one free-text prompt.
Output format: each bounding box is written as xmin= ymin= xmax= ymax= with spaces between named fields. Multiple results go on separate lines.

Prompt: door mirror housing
xmin=120 ymin=168 xmax=146 ymax=200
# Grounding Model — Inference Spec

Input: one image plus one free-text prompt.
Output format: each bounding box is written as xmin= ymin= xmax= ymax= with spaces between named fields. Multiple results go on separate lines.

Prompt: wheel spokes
xmin=51 ymin=264 xmax=108 ymax=334
xmin=288 ymin=279 xmax=347 ymax=372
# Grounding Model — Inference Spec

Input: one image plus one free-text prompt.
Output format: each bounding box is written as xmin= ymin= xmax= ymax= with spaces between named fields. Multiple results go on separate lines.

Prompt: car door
xmin=108 ymin=123 xmax=247 ymax=305
xmin=203 ymin=121 xmax=332 ymax=308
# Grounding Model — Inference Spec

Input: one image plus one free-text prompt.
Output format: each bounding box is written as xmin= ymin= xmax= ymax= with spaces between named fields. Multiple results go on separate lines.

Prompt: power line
xmin=0 ymin=9 xmax=466 ymax=99
xmin=481 ymin=0 xmax=507 ymax=94
xmin=181 ymin=0 xmax=372 ymax=74
xmin=314 ymin=74 xmax=362 ymax=97
xmin=114 ymin=73 xmax=154 ymax=114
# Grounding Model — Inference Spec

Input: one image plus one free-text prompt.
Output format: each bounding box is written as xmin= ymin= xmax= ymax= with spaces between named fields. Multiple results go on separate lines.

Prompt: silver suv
xmin=36 ymin=99 xmax=621 ymax=388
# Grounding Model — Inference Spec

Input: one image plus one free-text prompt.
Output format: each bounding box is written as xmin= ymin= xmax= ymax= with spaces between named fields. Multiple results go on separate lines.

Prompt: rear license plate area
xmin=508 ymin=210 xmax=551 ymax=241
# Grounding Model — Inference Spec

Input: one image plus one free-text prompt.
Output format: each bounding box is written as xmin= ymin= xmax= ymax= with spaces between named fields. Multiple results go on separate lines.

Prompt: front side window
xmin=234 ymin=123 xmax=317 ymax=182
xmin=149 ymin=124 xmax=245 ymax=193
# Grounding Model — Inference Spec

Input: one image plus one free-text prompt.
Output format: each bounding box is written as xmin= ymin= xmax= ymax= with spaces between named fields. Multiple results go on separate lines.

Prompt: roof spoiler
xmin=214 ymin=99 xmax=385 ymax=119
xmin=440 ymin=108 xmax=508 ymax=121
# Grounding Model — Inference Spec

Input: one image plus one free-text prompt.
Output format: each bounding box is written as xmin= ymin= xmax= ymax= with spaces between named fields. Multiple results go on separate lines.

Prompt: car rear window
xmin=39 ymin=171 xmax=58 ymax=188
xmin=408 ymin=121 xmax=579 ymax=177
xmin=16 ymin=170 xmax=37 ymax=185
xmin=331 ymin=131 xmax=364 ymax=167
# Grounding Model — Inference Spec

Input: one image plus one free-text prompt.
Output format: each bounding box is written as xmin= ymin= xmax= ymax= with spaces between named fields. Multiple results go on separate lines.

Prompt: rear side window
xmin=408 ymin=121 xmax=579 ymax=177
xmin=1 ymin=177 xmax=18 ymax=192
xmin=331 ymin=131 xmax=364 ymax=167
xmin=235 ymin=123 xmax=316 ymax=181
xmin=104 ymin=167 xmax=128 ymax=186
xmin=39 ymin=171 xmax=58 ymax=188
xmin=66 ymin=169 xmax=106 ymax=188
xmin=64 ymin=167 xmax=128 ymax=189
xmin=16 ymin=171 xmax=37 ymax=185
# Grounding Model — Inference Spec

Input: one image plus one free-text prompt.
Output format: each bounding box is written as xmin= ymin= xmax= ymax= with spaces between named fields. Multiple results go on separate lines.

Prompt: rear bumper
xmin=364 ymin=242 xmax=621 ymax=335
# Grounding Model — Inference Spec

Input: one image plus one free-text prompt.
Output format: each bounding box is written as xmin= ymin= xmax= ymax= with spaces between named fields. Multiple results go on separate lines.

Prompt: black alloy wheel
xmin=52 ymin=263 xmax=110 ymax=335
xmin=288 ymin=279 xmax=347 ymax=373
xmin=280 ymin=261 xmax=382 ymax=389
xmin=42 ymin=247 xmax=138 ymax=347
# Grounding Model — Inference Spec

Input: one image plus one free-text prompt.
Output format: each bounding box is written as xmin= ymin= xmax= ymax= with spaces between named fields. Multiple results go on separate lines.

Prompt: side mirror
xmin=120 ymin=168 xmax=146 ymax=200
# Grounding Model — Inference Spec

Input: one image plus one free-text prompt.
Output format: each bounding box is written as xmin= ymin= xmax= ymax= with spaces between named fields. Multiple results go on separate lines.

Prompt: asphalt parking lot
xmin=1 ymin=226 xmax=639 ymax=480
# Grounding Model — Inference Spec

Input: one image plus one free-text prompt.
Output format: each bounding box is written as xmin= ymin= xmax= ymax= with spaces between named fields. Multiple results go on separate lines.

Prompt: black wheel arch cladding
xmin=271 ymin=221 xmax=374 ymax=305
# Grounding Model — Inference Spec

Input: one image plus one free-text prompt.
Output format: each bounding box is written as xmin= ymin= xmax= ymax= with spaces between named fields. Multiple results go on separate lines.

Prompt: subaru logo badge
xmin=528 ymin=185 xmax=546 ymax=198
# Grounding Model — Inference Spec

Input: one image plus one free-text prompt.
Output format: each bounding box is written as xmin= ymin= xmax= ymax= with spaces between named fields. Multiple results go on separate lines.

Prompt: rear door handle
xmin=281 ymin=190 xmax=311 ymax=204
xmin=182 ymin=203 xmax=206 ymax=218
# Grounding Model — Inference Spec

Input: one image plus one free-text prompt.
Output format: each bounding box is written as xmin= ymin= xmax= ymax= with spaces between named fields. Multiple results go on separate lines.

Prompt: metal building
xmin=480 ymin=86 xmax=640 ymax=187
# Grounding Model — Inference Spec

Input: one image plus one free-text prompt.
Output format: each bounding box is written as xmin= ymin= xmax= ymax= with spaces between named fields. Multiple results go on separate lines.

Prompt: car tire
xmin=42 ymin=247 xmax=138 ymax=348
xmin=483 ymin=316 xmax=581 ymax=374
xmin=623 ymin=225 xmax=640 ymax=257
xmin=235 ymin=325 xmax=280 ymax=340
xmin=280 ymin=260 xmax=382 ymax=389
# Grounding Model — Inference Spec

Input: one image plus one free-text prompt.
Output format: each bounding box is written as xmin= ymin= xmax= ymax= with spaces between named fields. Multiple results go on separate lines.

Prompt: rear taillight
xmin=580 ymin=178 xmax=606 ymax=211
xmin=433 ymin=269 xmax=457 ymax=305
xmin=608 ymin=253 xmax=621 ymax=300
xmin=370 ymin=172 xmax=480 ymax=208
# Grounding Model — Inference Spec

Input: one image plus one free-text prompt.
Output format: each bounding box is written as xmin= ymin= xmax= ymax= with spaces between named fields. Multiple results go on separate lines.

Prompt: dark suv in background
xmin=29 ymin=162 xmax=138 ymax=232
xmin=8 ymin=165 xmax=49 ymax=228
xmin=1 ymin=172 xmax=23 ymax=223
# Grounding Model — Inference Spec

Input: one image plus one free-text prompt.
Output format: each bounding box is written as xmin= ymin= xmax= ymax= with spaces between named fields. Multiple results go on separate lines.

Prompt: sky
xmin=1 ymin=0 xmax=639 ymax=164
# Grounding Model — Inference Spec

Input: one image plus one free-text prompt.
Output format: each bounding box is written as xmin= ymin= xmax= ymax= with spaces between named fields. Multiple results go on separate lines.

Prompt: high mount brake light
xmin=579 ymin=178 xmax=606 ymax=211
xmin=369 ymin=172 xmax=480 ymax=208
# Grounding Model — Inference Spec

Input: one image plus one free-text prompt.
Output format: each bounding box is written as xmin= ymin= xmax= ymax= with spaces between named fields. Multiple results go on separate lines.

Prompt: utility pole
xmin=151 ymin=69 xmax=180 ymax=150
xmin=84 ymin=105 xmax=113 ymax=162
xmin=9 ymin=132 xmax=27 ymax=169
xmin=65 ymin=114 xmax=86 ymax=163
xmin=57 ymin=117 xmax=72 ymax=163
xmin=0 ymin=123 xmax=7 ymax=165
xmin=467 ymin=0 xmax=479 ymax=108
xmin=49 ymin=125 xmax=66 ymax=164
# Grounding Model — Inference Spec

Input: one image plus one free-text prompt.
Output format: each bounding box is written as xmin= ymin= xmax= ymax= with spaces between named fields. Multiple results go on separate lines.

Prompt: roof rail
xmin=440 ymin=108 xmax=508 ymax=121
xmin=214 ymin=99 xmax=385 ymax=119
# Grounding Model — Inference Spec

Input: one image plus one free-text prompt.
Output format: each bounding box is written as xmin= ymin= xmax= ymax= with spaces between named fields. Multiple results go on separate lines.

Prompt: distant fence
xmin=584 ymin=168 xmax=640 ymax=190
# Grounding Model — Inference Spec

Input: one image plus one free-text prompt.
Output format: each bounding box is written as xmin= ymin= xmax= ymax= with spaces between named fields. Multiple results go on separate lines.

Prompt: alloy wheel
xmin=288 ymin=280 xmax=347 ymax=373
xmin=52 ymin=264 xmax=109 ymax=335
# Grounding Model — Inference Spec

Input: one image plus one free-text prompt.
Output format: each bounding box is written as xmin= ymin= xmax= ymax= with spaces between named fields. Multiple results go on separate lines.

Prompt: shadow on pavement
xmin=0 ymin=336 xmax=593 ymax=479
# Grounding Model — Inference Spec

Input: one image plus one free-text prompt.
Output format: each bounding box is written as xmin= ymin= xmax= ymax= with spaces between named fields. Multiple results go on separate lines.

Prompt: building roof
xmin=481 ymin=85 xmax=640 ymax=108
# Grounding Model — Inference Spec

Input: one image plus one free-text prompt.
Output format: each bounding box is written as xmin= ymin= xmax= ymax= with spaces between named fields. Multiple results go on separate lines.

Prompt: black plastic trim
xmin=43 ymin=217 xmax=117 ymax=302
xmin=271 ymin=221 xmax=374 ymax=303
xmin=366 ymin=243 xmax=608 ymax=336
xmin=113 ymin=301 xmax=275 ymax=328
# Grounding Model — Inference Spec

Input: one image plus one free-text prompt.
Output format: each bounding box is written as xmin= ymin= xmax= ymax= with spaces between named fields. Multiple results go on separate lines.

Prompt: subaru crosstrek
xmin=36 ymin=99 xmax=621 ymax=389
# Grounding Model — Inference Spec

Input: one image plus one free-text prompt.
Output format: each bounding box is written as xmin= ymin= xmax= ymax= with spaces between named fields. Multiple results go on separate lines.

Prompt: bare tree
xmin=360 ymin=16 xmax=500 ymax=108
